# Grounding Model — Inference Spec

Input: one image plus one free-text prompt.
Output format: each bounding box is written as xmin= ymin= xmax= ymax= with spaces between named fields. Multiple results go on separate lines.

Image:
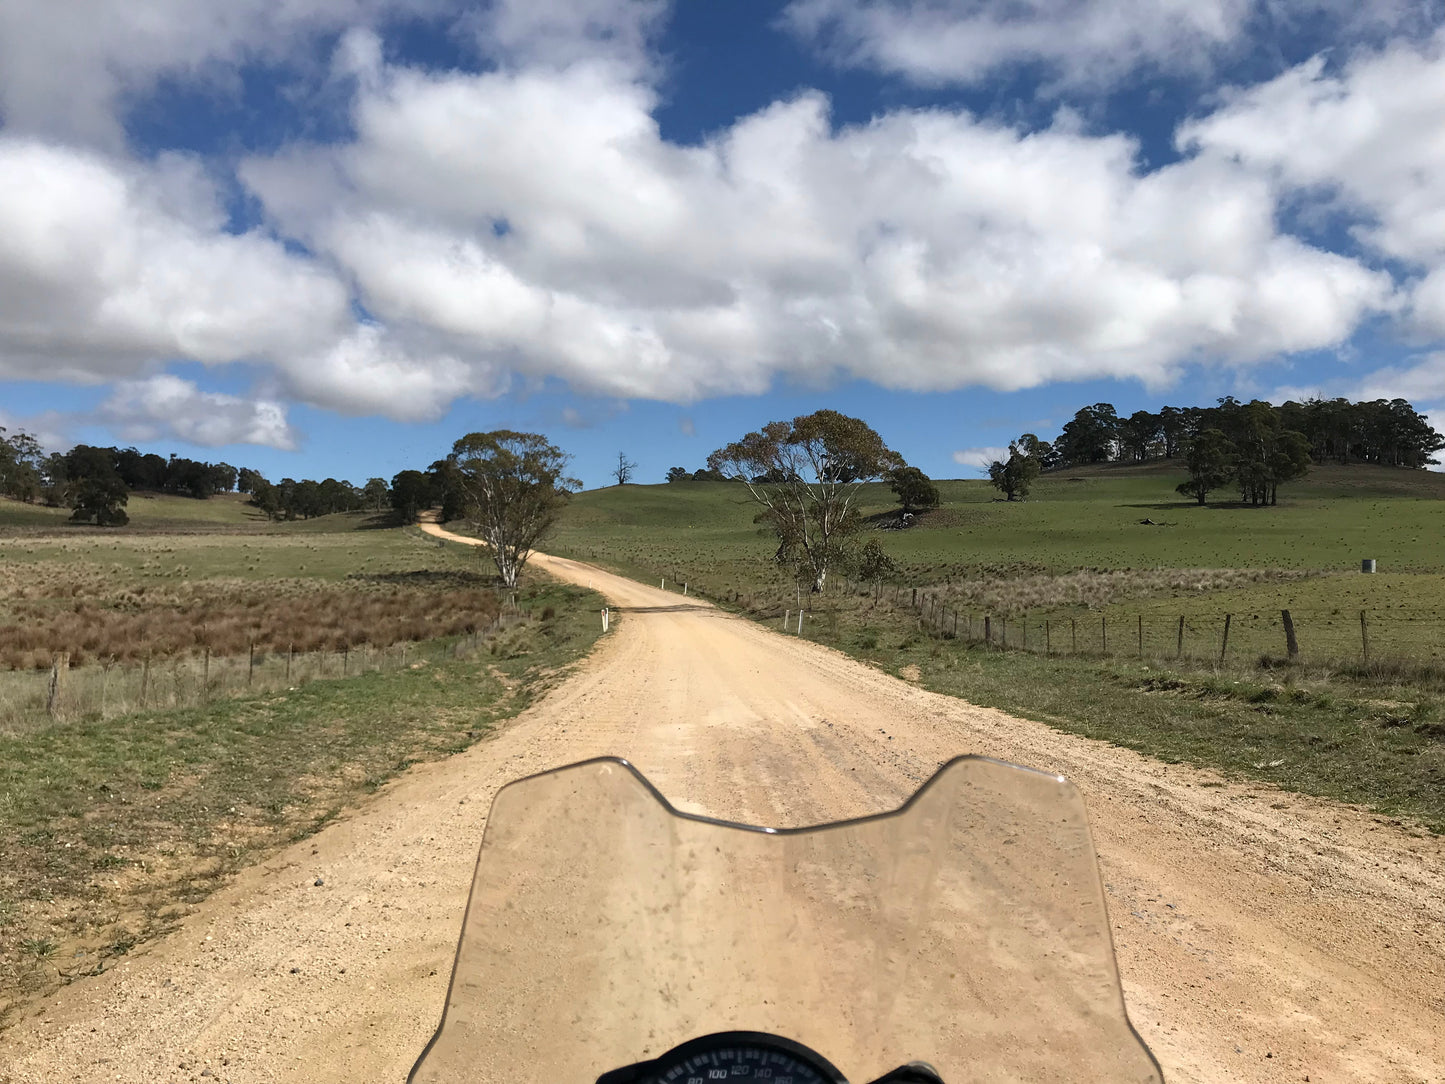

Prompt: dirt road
xmin=3 ymin=530 xmax=1442 ymax=1083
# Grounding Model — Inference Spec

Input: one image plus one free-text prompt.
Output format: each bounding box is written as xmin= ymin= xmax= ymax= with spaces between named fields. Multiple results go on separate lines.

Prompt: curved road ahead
xmin=2 ymin=528 xmax=1442 ymax=1083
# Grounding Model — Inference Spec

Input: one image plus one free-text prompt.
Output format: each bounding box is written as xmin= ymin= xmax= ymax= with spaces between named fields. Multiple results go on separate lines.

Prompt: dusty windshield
xmin=410 ymin=756 xmax=1161 ymax=1084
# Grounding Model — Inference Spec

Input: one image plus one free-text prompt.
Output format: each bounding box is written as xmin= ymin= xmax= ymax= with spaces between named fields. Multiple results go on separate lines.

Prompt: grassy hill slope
xmin=0 ymin=492 xmax=386 ymax=534
xmin=558 ymin=461 xmax=1445 ymax=577
xmin=551 ymin=463 xmax=1445 ymax=830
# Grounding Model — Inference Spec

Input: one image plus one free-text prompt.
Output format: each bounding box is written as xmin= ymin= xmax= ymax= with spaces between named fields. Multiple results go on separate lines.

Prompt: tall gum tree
xmin=450 ymin=431 xmax=579 ymax=588
xmin=708 ymin=410 xmax=902 ymax=593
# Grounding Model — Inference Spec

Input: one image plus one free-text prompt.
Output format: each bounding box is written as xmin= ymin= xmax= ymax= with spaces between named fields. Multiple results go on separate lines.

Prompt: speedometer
xmin=596 ymin=1030 xmax=945 ymax=1084
xmin=598 ymin=1032 xmax=847 ymax=1084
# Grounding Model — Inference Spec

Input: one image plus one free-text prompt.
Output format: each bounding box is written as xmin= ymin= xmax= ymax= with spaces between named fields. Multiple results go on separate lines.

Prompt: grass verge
xmin=0 ymin=576 xmax=601 ymax=1026
xmin=548 ymin=548 xmax=1445 ymax=834
xmin=861 ymin=631 xmax=1445 ymax=833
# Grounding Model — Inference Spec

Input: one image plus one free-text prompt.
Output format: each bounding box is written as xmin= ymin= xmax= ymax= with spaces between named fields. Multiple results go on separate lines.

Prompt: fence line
xmin=0 ymin=611 xmax=526 ymax=735
xmin=631 ymin=564 xmax=1445 ymax=673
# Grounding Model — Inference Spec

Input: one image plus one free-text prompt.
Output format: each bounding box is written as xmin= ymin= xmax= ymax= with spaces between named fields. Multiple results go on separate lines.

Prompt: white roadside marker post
xmin=798 ymin=610 xmax=804 ymax=635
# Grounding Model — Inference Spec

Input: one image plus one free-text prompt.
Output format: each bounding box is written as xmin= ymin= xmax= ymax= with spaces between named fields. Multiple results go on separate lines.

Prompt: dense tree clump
xmin=987 ymin=441 xmax=1043 ymax=501
xmin=249 ymin=475 xmax=369 ymax=521
xmin=0 ymin=427 xmax=44 ymax=503
xmin=887 ymin=466 xmax=940 ymax=513
xmin=63 ymin=445 xmax=130 ymax=526
xmin=1038 ymin=394 xmax=1444 ymax=507
xmin=1175 ymin=429 xmax=1235 ymax=505
xmin=0 ymin=428 xmax=392 ymax=525
xmin=665 ymin=465 xmax=727 ymax=482
xmin=1049 ymin=396 xmax=1442 ymax=472
xmin=0 ymin=434 xmax=245 ymax=509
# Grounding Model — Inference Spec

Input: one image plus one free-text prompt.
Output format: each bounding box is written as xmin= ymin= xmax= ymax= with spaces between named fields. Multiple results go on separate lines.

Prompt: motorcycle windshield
xmin=409 ymin=756 xmax=1162 ymax=1084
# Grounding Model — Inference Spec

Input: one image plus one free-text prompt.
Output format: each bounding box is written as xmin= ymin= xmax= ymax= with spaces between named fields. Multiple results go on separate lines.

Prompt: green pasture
xmin=559 ymin=462 xmax=1445 ymax=578
xmin=552 ymin=462 xmax=1445 ymax=618
xmin=0 ymin=522 xmax=456 ymax=589
xmin=550 ymin=461 xmax=1445 ymax=832
xmin=0 ymin=491 xmax=384 ymax=534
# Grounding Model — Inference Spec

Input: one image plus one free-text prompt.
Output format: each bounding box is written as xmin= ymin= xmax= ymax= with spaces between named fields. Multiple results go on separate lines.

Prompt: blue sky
xmin=4 ymin=0 xmax=1445 ymax=488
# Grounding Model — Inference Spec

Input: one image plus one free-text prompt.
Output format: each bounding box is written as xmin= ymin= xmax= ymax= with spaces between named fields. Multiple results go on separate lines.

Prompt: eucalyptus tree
xmin=450 ymin=431 xmax=579 ymax=588
xmin=708 ymin=410 xmax=902 ymax=593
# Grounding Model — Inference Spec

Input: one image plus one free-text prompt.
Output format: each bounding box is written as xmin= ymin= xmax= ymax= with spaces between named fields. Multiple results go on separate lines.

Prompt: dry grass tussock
xmin=934 ymin=567 xmax=1313 ymax=616
xmin=0 ymin=565 xmax=501 ymax=669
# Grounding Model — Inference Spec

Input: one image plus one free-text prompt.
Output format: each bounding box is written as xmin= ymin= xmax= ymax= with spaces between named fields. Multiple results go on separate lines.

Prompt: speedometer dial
xmin=598 ymin=1032 xmax=847 ymax=1084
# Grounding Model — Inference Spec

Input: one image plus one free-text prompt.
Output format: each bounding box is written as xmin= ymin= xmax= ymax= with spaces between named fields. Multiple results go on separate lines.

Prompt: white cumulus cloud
xmin=98 ymin=375 xmax=299 ymax=450
xmin=780 ymin=0 xmax=1430 ymax=89
xmin=952 ymin=445 xmax=1009 ymax=470
xmin=0 ymin=0 xmax=464 ymax=149
xmin=6 ymin=2 xmax=1445 ymax=433
xmin=1179 ymin=33 xmax=1445 ymax=335
xmin=238 ymin=59 xmax=1393 ymax=405
xmin=0 ymin=138 xmax=351 ymax=381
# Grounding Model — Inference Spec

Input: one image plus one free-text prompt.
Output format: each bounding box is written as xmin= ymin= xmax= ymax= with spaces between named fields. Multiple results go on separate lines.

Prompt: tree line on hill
xmin=986 ymin=395 xmax=1443 ymax=506
xmin=1036 ymin=396 xmax=1442 ymax=472
xmin=0 ymin=433 xmax=258 ymax=526
xmin=0 ymin=429 xmax=404 ymax=526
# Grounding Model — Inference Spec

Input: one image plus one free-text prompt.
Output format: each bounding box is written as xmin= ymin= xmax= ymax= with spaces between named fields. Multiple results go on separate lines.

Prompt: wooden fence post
xmin=953 ymin=612 xmax=958 ymax=637
xmin=140 ymin=655 xmax=150 ymax=707
xmin=1101 ymin=616 xmax=1107 ymax=654
xmin=1045 ymin=620 xmax=1051 ymax=655
xmin=1176 ymin=615 xmax=1185 ymax=658
xmin=1360 ymin=610 xmax=1370 ymax=662
xmin=287 ymin=643 xmax=293 ymax=682
xmin=248 ymin=642 xmax=256 ymax=685
xmin=1220 ymin=614 xmax=1232 ymax=664
xmin=203 ymin=646 xmax=211 ymax=699
xmin=1022 ymin=618 xmax=1028 ymax=650
xmin=1000 ymin=615 xmax=1008 ymax=648
xmin=984 ymin=615 xmax=992 ymax=644
xmin=912 ymin=587 xmax=918 ymax=609
xmin=46 ymin=652 xmax=69 ymax=718
xmin=1071 ymin=618 xmax=1077 ymax=653
xmin=1281 ymin=609 xmax=1299 ymax=660
xmin=1138 ymin=614 xmax=1144 ymax=657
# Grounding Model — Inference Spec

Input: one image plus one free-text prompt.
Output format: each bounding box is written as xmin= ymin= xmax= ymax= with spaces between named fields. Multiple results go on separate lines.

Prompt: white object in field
xmin=684 ymin=582 xmax=688 ymax=595
xmin=798 ymin=610 xmax=804 ymax=634
xmin=783 ymin=609 xmax=789 ymax=630
xmin=1361 ymin=559 xmax=1376 ymax=573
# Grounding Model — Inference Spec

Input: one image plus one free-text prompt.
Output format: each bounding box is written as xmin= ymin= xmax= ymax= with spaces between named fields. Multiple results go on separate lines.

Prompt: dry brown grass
xmin=0 ymin=567 xmax=501 ymax=669
xmin=930 ymin=567 xmax=1313 ymax=615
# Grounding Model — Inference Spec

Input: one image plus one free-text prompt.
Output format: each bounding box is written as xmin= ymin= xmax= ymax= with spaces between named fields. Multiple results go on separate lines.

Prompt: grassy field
xmin=0 ymin=491 xmax=385 ymax=533
xmin=548 ymin=461 xmax=1445 ymax=832
xmin=0 ymin=514 xmax=599 ymax=1023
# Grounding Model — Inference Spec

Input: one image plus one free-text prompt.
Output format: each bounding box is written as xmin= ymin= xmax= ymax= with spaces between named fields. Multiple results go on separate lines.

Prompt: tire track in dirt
xmin=1 ymin=527 xmax=1441 ymax=1083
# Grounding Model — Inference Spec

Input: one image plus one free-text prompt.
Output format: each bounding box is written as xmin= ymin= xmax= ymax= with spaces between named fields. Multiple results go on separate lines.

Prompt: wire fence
xmin=653 ymin=568 xmax=1445 ymax=671
xmin=0 ymin=611 xmax=531 ymax=736
xmin=869 ymin=582 xmax=1445 ymax=668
